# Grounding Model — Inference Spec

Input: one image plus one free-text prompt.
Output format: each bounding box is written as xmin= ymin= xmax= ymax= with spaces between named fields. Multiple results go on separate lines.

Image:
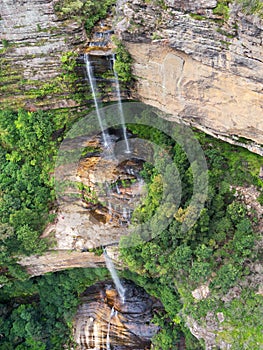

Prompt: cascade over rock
xmin=73 ymin=279 xmax=161 ymax=349
xmin=50 ymin=130 xmax=146 ymax=251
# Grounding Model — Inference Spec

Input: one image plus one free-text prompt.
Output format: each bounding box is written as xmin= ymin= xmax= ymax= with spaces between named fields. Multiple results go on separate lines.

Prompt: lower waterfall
xmin=73 ymin=280 xmax=162 ymax=349
xmin=106 ymin=306 xmax=115 ymax=350
xmin=103 ymin=248 xmax=125 ymax=303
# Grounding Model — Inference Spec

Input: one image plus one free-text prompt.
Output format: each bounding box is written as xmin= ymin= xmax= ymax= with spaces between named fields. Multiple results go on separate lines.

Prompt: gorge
xmin=0 ymin=1 xmax=263 ymax=349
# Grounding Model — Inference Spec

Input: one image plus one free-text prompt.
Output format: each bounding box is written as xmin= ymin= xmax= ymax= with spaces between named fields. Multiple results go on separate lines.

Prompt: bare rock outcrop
xmin=115 ymin=0 xmax=263 ymax=153
xmin=19 ymin=250 xmax=106 ymax=276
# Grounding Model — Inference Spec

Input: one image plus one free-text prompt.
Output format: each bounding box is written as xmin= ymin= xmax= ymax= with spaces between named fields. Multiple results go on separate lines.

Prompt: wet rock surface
xmin=73 ymin=279 xmax=162 ymax=349
xmin=51 ymin=130 xmax=148 ymax=251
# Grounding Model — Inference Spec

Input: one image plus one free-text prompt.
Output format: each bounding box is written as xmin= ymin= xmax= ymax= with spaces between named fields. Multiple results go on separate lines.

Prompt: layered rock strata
xmin=115 ymin=0 xmax=263 ymax=153
xmin=19 ymin=250 xmax=106 ymax=276
xmin=50 ymin=131 xmax=146 ymax=251
xmin=0 ymin=0 xmax=86 ymax=109
xmin=19 ymin=245 xmax=122 ymax=276
xmin=73 ymin=279 xmax=161 ymax=349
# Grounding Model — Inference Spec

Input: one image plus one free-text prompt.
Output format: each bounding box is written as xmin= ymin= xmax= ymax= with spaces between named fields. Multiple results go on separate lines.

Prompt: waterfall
xmin=116 ymin=183 xmax=121 ymax=194
xmin=108 ymin=202 xmax=112 ymax=216
xmin=83 ymin=317 xmax=94 ymax=348
xmin=103 ymin=248 xmax=125 ymax=303
xmin=106 ymin=306 xmax=115 ymax=350
xmin=111 ymin=54 xmax=130 ymax=154
xmin=84 ymin=53 xmax=108 ymax=147
xmin=93 ymin=322 xmax=100 ymax=350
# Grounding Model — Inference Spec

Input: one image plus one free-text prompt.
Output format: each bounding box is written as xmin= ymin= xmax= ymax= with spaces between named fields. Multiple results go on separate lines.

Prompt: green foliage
xmin=257 ymin=192 xmax=263 ymax=205
xmin=216 ymin=289 xmax=263 ymax=348
xmin=151 ymin=32 xmax=163 ymax=40
xmin=189 ymin=13 xmax=207 ymax=20
xmin=120 ymin=124 xmax=262 ymax=349
xmin=1 ymin=39 xmax=10 ymax=48
xmin=79 ymin=183 xmax=99 ymax=205
xmin=151 ymin=316 xmax=181 ymax=350
xmin=54 ymin=0 xmax=116 ymax=34
xmin=0 ymin=109 xmax=65 ymax=282
xmin=0 ymin=268 xmax=109 ymax=349
xmin=143 ymin=0 xmax=167 ymax=9
xmin=61 ymin=51 xmax=78 ymax=72
xmin=112 ymin=38 xmax=134 ymax=83
xmin=213 ymin=0 xmax=231 ymax=20
xmin=24 ymin=51 xmax=86 ymax=103
xmin=237 ymin=0 xmax=263 ymax=18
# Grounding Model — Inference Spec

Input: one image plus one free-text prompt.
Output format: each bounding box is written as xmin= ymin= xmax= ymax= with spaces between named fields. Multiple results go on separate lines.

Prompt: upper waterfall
xmin=84 ymin=53 xmax=108 ymax=147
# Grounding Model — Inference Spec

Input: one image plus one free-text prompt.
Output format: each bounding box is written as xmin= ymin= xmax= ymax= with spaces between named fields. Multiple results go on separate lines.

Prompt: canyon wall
xmin=0 ymin=0 xmax=86 ymax=110
xmin=2 ymin=2 xmax=262 ymax=348
xmin=116 ymin=0 xmax=263 ymax=153
xmin=1 ymin=0 xmax=262 ymax=150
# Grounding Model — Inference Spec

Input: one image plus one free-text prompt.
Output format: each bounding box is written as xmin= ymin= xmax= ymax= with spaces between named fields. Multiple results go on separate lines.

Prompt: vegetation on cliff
xmin=0 ymin=268 xmax=108 ymax=349
xmin=54 ymin=0 xmax=116 ymax=34
xmin=238 ymin=0 xmax=263 ymax=17
xmin=112 ymin=37 xmax=134 ymax=83
xmin=0 ymin=107 xmax=262 ymax=349
xmin=119 ymin=113 xmax=263 ymax=349
xmin=0 ymin=1 xmax=262 ymax=349
xmin=0 ymin=109 xmax=66 ymax=283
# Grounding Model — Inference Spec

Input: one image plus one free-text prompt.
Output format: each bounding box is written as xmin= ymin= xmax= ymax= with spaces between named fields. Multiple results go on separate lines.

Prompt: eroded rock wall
xmin=74 ymin=280 xmax=161 ymax=349
xmin=125 ymin=42 xmax=263 ymax=154
xmin=19 ymin=250 xmax=106 ymax=276
xmin=0 ymin=0 xmax=86 ymax=109
xmin=115 ymin=0 xmax=263 ymax=151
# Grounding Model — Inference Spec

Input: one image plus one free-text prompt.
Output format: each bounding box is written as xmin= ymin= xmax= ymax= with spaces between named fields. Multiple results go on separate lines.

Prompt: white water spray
xmin=84 ymin=53 xmax=108 ymax=147
xmin=103 ymin=248 xmax=125 ymax=303
xmin=106 ymin=306 xmax=115 ymax=350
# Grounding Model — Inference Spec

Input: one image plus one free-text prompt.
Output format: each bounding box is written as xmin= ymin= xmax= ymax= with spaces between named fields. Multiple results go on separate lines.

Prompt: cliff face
xmin=1 ymin=0 xmax=262 ymax=150
xmin=19 ymin=250 xmax=106 ymax=276
xmin=115 ymin=0 xmax=263 ymax=153
xmin=73 ymin=280 xmax=161 ymax=349
xmin=0 ymin=0 xmax=86 ymax=110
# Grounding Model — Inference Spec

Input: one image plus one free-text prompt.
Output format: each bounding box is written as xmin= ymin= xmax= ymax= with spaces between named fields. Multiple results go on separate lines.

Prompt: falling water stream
xmin=103 ymin=248 xmax=125 ymax=303
xmin=84 ymin=53 xmax=108 ymax=147
xmin=84 ymin=55 xmax=135 ymax=345
xmin=106 ymin=306 xmax=115 ymax=350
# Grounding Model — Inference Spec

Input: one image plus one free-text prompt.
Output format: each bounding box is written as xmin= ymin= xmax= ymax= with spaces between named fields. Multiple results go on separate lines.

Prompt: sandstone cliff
xmin=19 ymin=250 xmax=105 ymax=276
xmin=115 ymin=0 xmax=263 ymax=154
xmin=73 ymin=280 xmax=161 ymax=349
xmin=1 ymin=0 xmax=262 ymax=151
xmin=0 ymin=0 xmax=86 ymax=110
